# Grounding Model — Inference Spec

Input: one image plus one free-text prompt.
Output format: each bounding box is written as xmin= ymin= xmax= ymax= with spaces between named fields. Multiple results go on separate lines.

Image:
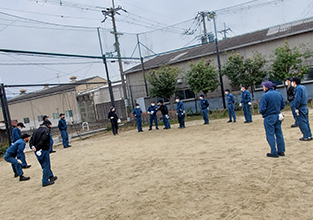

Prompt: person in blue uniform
xmin=43 ymin=115 xmax=56 ymax=153
xmin=199 ymin=94 xmax=209 ymax=124
xmin=225 ymin=89 xmax=236 ymax=123
xmin=12 ymin=122 xmax=25 ymax=143
xmin=292 ymin=77 xmax=312 ymax=141
xmin=158 ymin=100 xmax=171 ymax=129
xmin=176 ymin=97 xmax=185 ymax=128
xmin=259 ymin=81 xmax=286 ymax=158
xmin=132 ymin=103 xmax=143 ymax=132
xmin=148 ymin=101 xmax=159 ymax=131
xmin=240 ymin=85 xmax=252 ymax=123
xmin=58 ymin=113 xmax=71 ymax=148
xmin=30 ymin=120 xmax=57 ymax=187
xmin=285 ymin=78 xmax=298 ymax=128
xmin=108 ymin=106 xmax=119 ymax=135
xmin=4 ymin=133 xmax=31 ymax=181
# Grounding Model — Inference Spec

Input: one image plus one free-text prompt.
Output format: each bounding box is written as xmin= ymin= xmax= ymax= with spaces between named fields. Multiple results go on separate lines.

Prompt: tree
xmin=147 ymin=65 xmax=179 ymax=110
xmin=270 ymin=41 xmax=311 ymax=81
xmin=185 ymin=59 xmax=220 ymax=98
xmin=222 ymin=51 xmax=267 ymax=98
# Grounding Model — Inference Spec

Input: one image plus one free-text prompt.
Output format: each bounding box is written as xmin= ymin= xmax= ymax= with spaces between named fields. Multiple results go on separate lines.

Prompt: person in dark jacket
xmin=12 ymin=122 xmax=25 ymax=143
xmin=240 ymin=85 xmax=252 ymax=123
xmin=4 ymin=133 xmax=31 ymax=181
xmin=199 ymin=94 xmax=210 ymax=124
xmin=108 ymin=106 xmax=119 ymax=135
xmin=225 ymin=89 xmax=236 ymax=123
xmin=148 ymin=101 xmax=159 ymax=131
xmin=30 ymin=120 xmax=57 ymax=187
xmin=285 ymin=78 xmax=298 ymax=128
xmin=176 ymin=97 xmax=185 ymax=128
xmin=132 ymin=103 xmax=143 ymax=132
xmin=158 ymin=100 xmax=171 ymax=129
xmin=259 ymin=81 xmax=286 ymax=158
xmin=292 ymin=77 xmax=312 ymax=141
xmin=43 ymin=115 xmax=56 ymax=153
xmin=58 ymin=113 xmax=71 ymax=148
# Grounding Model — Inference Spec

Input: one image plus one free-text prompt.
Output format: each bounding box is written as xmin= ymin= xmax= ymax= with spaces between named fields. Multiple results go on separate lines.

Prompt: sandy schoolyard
xmin=0 ymin=110 xmax=313 ymax=220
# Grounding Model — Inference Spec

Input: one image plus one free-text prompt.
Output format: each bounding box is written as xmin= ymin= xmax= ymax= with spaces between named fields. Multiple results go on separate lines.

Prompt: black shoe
xmin=148 ymin=129 xmax=152 ymax=131
xmin=291 ymin=124 xmax=298 ymax=128
xmin=140 ymin=130 xmax=143 ymax=132
xmin=277 ymin=152 xmax=285 ymax=156
xmin=49 ymin=176 xmax=58 ymax=182
xmin=246 ymin=121 xmax=252 ymax=123
xmin=19 ymin=175 xmax=30 ymax=181
xmin=299 ymin=137 xmax=312 ymax=141
xmin=267 ymin=153 xmax=279 ymax=158
xmin=42 ymin=181 xmax=55 ymax=187
xmin=14 ymin=173 xmax=19 ymax=178
xmin=50 ymin=150 xmax=56 ymax=154
xmin=22 ymin=165 xmax=31 ymax=169
xmin=227 ymin=121 xmax=232 ymax=123
xmin=64 ymin=145 xmax=71 ymax=148
xmin=204 ymin=123 xmax=209 ymax=125
xmin=244 ymin=121 xmax=247 ymax=123
xmin=156 ymin=128 xmax=159 ymax=130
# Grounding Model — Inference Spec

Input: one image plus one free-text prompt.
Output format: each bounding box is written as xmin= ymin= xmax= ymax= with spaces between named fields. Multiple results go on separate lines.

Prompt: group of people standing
xmin=4 ymin=113 xmax=71 ymax=187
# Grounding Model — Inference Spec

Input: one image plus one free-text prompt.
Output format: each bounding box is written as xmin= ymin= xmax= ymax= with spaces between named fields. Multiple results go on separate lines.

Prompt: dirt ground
xmin=1 ymin=109 xmax=313 ymax=220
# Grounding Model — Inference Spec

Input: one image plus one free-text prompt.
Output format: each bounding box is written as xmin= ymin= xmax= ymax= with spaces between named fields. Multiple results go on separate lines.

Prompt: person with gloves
xmin=176 ymin=97 xmax=185 ymax=128
xmin=240 ymin=85 xmax=252 ymax=123
xmin=199 ymin=94 xmax=210 ymax=124
xmin=108 ymin=106 xmax=119 ymax=135
xmin=148 ymin=101 xmax=159 ymax=131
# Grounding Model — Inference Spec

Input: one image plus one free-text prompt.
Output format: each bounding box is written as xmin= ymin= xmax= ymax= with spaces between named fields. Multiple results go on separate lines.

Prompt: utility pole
xmin=136 ymin=34 xmax=149 ymax=97
xmin=102 ymin=5 xmax=127 ymax=102
xmin=97 ymin=28 xmax=115 ymax=107
xmin=200 ymin=12 xmax=208 ymax=44
xmin=218 ymin=23 xmax=231 ymax=39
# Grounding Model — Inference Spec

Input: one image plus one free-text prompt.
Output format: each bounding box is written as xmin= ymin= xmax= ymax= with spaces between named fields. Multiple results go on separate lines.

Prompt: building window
xmin=66 ymin=110 xmax=73 ymax=118
xmin=175 ymin=89 xmax=195 ymax=100
xmin=23 ymin=117 xmax=30 ymax=124
xmin=37 ymin=115 xmax=43 ymax=122
xmin=53 ymin=113 xmax=59 ymax=120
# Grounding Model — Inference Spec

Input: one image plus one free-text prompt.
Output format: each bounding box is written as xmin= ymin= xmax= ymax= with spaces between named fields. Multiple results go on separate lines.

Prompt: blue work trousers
xmin=296 ymin=106 xmax=312 ymax=138
xmin=17 ymin=152 xmax=27 ymax=167
xmin=149 ymin=115 xmax=158 ymax=129
xmin=35 ymin=150 xmax=53 ymax=185
xmin=227 ymin=104 xmax=236 ymax=122
xmin=4 ymin=153 xmax=23 ymax=176
xmin=178 ymin=113 xmax=185 ymax=128
xmin=162 ymin=115 xmax=171 ymax=129
xmin=263 ymin=114 xmax=285 ymax=155
xmin=201 ymin=109 xmax=209 ymax=124
xmin=290 ymin=100 xmax=298 ymax=125
xmin=49 ymin=133 xmax=54 ymax=152
xmin=60 ymin=130 xmax=69 ymax=147
xmin=243 ymin=103 xmax=252 ymax=122
xmin=135 ymin=117 xmax=142 ymax=132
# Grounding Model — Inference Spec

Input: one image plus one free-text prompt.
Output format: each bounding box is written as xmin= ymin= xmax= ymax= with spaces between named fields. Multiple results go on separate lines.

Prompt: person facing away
xmin=225 ymin=89 xmax=236 ymax=123
xmin=4 ymin=133 xmax=31 ymax=181
xmin=43 ymin=115 xmax=56 ymax=153
xmin=132 ymin=103 xmax=143 ymax=132
xmin=108 ymin=106 xmax=119 ymax=135
xmin=58 ymin=113 xmax=71 ymax=148
xmin=199 ymin=94 xmax=210 ymax=125
xmin=148 ymin=101 xmax=159 ymax=131
xmin=12 ymin=122 xmax=25 ymax=143
xmin=285 ymin=78 xmax=298 ymax=128
xmin=176 ymin=97 xmax=185 ymax=128
xmin=30 ymin=120 xmax=57 ymax=187
xmin=292 ymin=77 xmax=312 ymax=141
xmin=158 ymin=100 xmax=171 ymax=129
xmin=240 ymin=85 xmax=252 ymax=123
xmin=259 ymin=81 xmax=286 ymax=158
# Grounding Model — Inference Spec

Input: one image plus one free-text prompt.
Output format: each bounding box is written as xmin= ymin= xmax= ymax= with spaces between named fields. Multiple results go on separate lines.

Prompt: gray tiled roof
xmin=125 ymin=17 xmax=313 ymax=74
xmin=8 ymin=76 xmax=100 ymax=104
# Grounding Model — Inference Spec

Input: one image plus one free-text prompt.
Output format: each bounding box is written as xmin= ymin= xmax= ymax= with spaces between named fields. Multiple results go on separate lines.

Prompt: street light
xmin=209 ymin=12 xmax=226 ymax=109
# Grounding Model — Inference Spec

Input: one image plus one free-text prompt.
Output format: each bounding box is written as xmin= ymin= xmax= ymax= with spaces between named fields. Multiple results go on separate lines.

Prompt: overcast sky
xmin=0 ymin=0 xmax=312 ymax=96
